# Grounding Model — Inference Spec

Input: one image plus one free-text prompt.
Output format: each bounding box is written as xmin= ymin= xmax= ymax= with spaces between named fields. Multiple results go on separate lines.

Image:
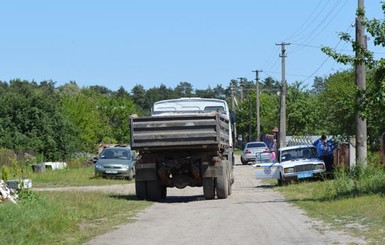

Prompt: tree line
xmin=0 ymin=66 xmax=384 ymax=163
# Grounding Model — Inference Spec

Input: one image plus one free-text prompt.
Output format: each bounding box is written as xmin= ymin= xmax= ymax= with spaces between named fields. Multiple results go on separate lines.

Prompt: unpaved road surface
xmin=82 ymin=156 xmax=366 ymax=245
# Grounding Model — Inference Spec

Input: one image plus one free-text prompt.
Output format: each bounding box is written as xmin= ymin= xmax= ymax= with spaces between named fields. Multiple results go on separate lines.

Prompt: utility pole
xmin=252 ymin=69 xmax=262 ymax=141
xmin=237 ymin=77 xmax=245 ymax=100
xmin=355 ymin=0 xmax=367 ymax=166
xmin=276 ymin=42 xmax=290 ymax=149
xmin=231 ymin=84 xmax=235 ymax=111
xmin=248 ymin=99 xmax=252 ymax=141
xmin=231 ymin=84 xmax=237 ymax=147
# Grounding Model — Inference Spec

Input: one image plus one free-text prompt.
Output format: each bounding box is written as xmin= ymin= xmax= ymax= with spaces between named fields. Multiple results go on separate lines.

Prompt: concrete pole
xmin=276 ymin=42 xmax=290 ymax=149
xmin=252 ymin=70 xmax=262 ymax=141
xmin=355 ymin=0 xmax=367 ymax=166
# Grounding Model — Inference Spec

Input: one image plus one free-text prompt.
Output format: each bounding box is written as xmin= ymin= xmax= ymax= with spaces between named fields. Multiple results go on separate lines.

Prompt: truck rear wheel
xmin=216 ymin=175 xmax=229 ymax=199
xmin=161 ymin=185 xmax=167 ymax=199
xmin=228 ymin=172 xmax=233 ymax=196
xmin=202 ymin=177 xmax=215 ymax=199
xmin=135 ymin=180 xmax=147 ymax=200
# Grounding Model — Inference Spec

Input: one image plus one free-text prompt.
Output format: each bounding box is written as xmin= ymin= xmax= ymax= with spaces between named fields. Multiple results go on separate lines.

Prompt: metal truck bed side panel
xmin=130 ymin=113 xmax=230 ymax=150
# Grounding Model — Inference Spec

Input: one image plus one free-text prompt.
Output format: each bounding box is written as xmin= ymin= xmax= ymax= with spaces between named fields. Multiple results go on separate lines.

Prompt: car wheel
xmin=277 ymin=173 xmax=285 ymax=186
xmin=127 ymin=169 xmax=134 ymax=180
xmin=241 ymin=157 xmax=246 ymax=165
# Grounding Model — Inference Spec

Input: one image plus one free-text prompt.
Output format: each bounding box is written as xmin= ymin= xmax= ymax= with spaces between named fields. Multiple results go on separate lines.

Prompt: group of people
xmin=313 ymin=134 xmax=338 ymax=173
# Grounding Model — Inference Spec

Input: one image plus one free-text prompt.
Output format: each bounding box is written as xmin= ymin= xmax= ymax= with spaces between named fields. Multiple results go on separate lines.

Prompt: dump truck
xmin=130 ymin=97 xmax=235 ymax=201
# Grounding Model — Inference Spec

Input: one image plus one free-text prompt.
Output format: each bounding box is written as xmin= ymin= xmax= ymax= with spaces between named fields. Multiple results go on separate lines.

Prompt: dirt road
xmin=84 ymin=158 xmax=366 ymax=245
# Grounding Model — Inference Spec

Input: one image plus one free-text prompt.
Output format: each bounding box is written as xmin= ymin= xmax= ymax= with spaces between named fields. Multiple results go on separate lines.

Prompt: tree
xmin=286 ymin=81 xmax=319 ymax=135
xmin=131 ymin=84 xmax=147 ymax=113
xmin=311 ymin=76 xmax=326 ymax=95
xmin=174 ymin=82 xmax=193 ymax=97
xmin=97 ymin=93 xmax=137 ymax=144
xmin=317 ymin=71 xmax=356 ymax=138
xmin=0 ymin=79 xmax=77 ymax=160
xmin=321 ymin=3 xmax=385 ymax=152
xmin=60 ymin=89 xmax=108 ymax=152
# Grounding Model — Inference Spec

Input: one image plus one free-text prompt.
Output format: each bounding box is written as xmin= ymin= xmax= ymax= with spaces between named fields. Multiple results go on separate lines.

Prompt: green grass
xmin=0 ymin=190 xmax=150 ymax=245
xmin=275 ymin=164 xmax=385 ymax=244
xmin=0 ymin=164 xmax=149 ymax=245
xmin=29 ymin=165 xmax=133 ymax=188
xmin=3 ymin=158 xmax=385 ymax=244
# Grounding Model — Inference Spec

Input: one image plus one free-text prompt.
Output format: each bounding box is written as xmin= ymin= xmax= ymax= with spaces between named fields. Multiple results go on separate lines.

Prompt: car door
xmin=254 ymin=152 xmax=281 ymax=179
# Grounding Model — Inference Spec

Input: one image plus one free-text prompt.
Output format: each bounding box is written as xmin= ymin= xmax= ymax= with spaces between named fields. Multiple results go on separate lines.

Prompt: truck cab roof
xmin=152 ymin=97 xmax=229 ymax=117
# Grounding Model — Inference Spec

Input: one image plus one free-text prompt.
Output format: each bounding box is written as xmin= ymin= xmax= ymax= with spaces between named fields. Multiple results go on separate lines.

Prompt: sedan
xmin=241 ymin=141 xmax=269 ymax=165
xmin=254 ymin=145 xmax=326 ymax=186
xmin=94 ymin=146 xmax=136 ymax=180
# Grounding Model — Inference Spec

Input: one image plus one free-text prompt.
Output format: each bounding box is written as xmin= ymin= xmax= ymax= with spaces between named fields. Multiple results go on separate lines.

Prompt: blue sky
xmin=1 ymin=0 xmax=384 ymax=92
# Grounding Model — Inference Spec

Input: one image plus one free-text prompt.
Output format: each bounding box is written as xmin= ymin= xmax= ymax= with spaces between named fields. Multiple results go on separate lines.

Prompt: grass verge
xmin=0 ymin=190 xmax=151 ymax=245
xmin=29 ymin=165 xmax=132 ymax=188
xmin=274 ymin=163 xmax=385 ymax=244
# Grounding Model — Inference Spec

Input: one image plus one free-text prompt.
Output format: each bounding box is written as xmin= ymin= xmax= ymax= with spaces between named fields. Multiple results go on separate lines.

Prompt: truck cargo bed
xmin=130 ymin=113 xmax=230 ymax=150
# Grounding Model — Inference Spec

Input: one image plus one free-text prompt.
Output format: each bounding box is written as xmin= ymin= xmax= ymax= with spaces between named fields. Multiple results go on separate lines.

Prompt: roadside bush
xmin=0 ymin=149 xmax=16 ymax=168
xmin=67 ymin=158 xmax=87 ymax=168
xmin=316 ymin=162 xmax=385 ymax=200
xmin=1 ymin=165 xmax=11 ymax=181
xmin=18 ymin=189 xmax=40 ymax=204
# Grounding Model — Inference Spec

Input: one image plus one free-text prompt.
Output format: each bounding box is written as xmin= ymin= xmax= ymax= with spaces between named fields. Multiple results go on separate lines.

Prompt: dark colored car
xmin=241 ymin=141 xmax=269 ymax=165
xmin=94 ymin=146 xmax=136 ymax=180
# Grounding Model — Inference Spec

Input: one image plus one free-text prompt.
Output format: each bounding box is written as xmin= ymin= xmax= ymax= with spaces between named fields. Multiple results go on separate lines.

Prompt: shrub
xmin=316 ymin=162 xmax=385 ymax=200
xmin=1 ymin=165 xmax=11 ymax=181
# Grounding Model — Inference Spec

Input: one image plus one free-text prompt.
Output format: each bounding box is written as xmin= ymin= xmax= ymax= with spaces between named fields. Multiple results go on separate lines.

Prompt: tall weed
xmin=316 ymin=162 xmax=385 ymax=200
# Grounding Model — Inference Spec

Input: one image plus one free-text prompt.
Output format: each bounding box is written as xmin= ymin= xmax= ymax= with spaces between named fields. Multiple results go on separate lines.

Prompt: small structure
xmin=6 ymin=179 xmax=32 ymax=190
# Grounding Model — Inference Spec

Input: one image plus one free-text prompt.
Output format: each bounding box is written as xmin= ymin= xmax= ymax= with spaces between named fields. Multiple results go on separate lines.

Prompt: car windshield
xmin=101 ymin=148 xmax=131 ymax=160
xmin=246 ymin=142 xmax=266 ymax=148
xmin=280 ymin=147 xmax=318 ymax=162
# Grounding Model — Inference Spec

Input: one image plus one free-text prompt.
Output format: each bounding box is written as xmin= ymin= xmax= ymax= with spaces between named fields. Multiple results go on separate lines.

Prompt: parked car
xmin=241 ymin=141 xmax=269 ymax=165
xmin=254 ymin=144 xmax=326 ymax=186
xmin=94 ymin=146 xmax=136 ymax=180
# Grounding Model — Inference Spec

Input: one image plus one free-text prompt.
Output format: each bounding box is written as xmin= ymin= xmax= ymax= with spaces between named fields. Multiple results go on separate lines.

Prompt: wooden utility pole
xmin=355 ymin=0 xmax=367 ymax=166
xmin=252 ymin=69 xmax=262 ymax=141
xmin=276 ymin=42 xmax=290 ymax=149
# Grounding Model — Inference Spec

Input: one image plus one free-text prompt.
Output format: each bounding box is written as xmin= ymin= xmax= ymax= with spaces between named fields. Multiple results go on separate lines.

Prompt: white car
xmin=240 ymin=141 xmax=270 ymax=165
xmin=254 ymin=145 xmax=326 ymax=186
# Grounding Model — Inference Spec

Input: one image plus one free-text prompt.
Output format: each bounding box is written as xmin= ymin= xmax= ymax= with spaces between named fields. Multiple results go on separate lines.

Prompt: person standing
xmin=313 ymin=134 xmax=337 ymax=173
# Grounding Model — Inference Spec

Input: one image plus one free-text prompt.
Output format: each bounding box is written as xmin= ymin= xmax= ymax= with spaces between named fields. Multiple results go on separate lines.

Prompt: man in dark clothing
xmin=313 ymin=135 xmax=337 ymax=172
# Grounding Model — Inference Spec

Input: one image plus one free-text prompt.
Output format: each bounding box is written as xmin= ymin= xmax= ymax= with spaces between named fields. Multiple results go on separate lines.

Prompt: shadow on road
xmin=159 ymin=195 xmax=206 ymax=203
xmin=109 ymin=194 xmax=208 ymax=203
xmin=255 ymin=184 xmax=277 ymax=189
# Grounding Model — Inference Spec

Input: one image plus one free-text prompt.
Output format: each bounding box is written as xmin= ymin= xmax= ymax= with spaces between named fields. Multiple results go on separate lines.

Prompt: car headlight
xmin=95 ymin=164 xmax=103 ymax=169
xmin=315 ymin=164 xmax=325 ymax=170
xmin=284 ymin=167 xmax=294 ymax=173
xmin=121 ymin=165 xmax=129 ymax=170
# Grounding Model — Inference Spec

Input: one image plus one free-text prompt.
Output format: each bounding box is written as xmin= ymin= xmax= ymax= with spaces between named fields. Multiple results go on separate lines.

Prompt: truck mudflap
xmin=135 ymin=163 xmax=158 ymax=181
xmin=202 ymin=165 xmax=224 ymax=178
xmin=254 ymin=162 xmax=281 ymax=179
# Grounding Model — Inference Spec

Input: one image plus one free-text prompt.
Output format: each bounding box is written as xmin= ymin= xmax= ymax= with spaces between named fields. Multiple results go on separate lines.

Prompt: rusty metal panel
xmin=130 ymin=113 xmax=230 ymax=151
